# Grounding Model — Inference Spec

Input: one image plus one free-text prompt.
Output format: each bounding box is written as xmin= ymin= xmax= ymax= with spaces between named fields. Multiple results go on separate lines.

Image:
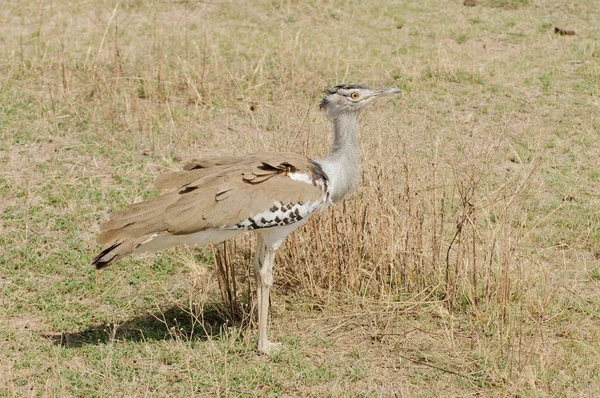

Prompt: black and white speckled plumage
xmin=231 ymin=161 xmax=329 ymax=230
xmin=231 ymin=200 xmax=321 ymax=230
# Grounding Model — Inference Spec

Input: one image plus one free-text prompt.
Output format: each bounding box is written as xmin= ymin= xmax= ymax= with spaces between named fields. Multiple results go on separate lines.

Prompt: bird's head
xmin=319 ymin=84 xmax=401 ymax=118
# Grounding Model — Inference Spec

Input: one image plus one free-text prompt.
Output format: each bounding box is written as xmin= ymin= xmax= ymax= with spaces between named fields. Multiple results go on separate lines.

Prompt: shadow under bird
xmin=91 ymin=84 xmax=401 ymax=355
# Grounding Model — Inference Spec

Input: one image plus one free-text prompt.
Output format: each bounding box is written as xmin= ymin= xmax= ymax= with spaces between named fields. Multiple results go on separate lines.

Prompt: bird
xmin=91 ymin=84 xmax=401 ymax=354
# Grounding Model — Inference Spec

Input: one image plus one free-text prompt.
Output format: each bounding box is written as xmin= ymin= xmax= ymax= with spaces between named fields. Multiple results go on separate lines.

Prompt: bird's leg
xmin=253 ymin=237 xmax=281 ymax=355
xmin=254 ymin=235 xmax=265 ymax=325
xmin=257 ymin=249 xmax=280 ymax=354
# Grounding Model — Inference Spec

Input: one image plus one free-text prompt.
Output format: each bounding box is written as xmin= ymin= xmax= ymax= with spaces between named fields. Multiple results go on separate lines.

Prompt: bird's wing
xmin=93 ymin=152 xmax=328 ymax=267
xmin=159 ymin=152 xmax=328 ymax=234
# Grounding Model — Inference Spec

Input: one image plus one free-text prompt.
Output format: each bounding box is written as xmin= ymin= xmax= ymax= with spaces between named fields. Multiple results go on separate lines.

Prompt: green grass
xmin=1 ymin=0 xmax=600 ymax=396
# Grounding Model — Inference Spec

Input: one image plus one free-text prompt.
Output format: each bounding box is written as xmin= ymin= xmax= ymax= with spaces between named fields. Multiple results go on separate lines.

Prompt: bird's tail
xmin=90 ymin=240 xmax=127 ymax=269
xmin=90 ymin=231 xmax=158 ymax=269
xmin=90 ymin=196 xmax=172 ymax=269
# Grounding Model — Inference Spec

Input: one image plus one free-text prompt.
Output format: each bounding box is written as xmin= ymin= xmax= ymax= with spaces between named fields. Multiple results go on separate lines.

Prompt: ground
xmin=1 ymin=0 xmax=599 ymax=396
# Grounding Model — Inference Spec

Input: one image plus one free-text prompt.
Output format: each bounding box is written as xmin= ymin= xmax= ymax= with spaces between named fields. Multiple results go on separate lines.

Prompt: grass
xmin=1 ymin=0 xmax=600 ymax=396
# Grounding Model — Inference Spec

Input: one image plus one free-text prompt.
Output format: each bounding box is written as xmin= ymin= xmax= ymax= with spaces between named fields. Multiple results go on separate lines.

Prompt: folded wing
xmin=91 ymin=152 xmax=328 ymax=269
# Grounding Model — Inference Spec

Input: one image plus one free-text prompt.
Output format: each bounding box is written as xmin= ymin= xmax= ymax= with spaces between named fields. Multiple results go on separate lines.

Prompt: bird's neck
xmin=318 ymin=112 xmax=360 ymax=204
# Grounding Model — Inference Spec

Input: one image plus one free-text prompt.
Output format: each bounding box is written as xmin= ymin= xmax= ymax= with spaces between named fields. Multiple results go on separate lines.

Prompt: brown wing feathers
xmin=91 ymin=153 xmax=325 ymax=269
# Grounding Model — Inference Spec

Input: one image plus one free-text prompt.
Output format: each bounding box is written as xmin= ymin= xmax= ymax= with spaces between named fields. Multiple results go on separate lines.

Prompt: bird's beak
xmin=373 ymin=88 xmax=402 ymax=98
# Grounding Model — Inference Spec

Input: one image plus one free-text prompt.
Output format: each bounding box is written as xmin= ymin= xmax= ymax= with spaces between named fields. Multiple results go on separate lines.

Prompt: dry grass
xmin=1 ymin=0 xmax=600 ymax=396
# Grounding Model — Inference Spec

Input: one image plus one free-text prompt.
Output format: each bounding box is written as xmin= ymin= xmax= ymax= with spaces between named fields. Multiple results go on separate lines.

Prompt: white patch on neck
xmin=288 ymin=171 xmax=328 ymax=193
xmin=287 ymin=172 xmax=313 ymax=185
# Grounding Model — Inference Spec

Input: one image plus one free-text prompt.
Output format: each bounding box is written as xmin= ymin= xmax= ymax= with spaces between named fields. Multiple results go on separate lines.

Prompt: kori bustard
xmin=91 ymin=84 xmax=401 ymax=354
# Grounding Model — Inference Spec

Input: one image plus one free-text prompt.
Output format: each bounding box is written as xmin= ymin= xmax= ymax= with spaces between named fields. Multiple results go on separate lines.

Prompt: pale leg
xmin=254 ymin=235 xmax=264 ymax=334
xmin=253 ymin=235 xmax=281 ymax=355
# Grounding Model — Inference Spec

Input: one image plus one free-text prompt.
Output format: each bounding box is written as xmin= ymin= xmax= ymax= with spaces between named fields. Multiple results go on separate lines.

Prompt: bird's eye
xmin=350 ymin=92 xmax=359 ymax=100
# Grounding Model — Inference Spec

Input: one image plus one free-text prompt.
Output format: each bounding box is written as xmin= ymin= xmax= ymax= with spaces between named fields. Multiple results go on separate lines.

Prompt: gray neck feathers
xmin=317 ymin=112 xmax=360 ymax=204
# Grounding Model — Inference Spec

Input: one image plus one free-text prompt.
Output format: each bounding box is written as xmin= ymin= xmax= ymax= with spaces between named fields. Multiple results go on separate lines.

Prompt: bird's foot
xmin=258 ymin=340 xmax=282 ymax=355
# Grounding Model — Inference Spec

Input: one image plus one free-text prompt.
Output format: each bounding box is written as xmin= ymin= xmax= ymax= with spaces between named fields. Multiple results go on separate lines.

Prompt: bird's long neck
xmin=318 ymin=112 xmax=360 ymax=204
